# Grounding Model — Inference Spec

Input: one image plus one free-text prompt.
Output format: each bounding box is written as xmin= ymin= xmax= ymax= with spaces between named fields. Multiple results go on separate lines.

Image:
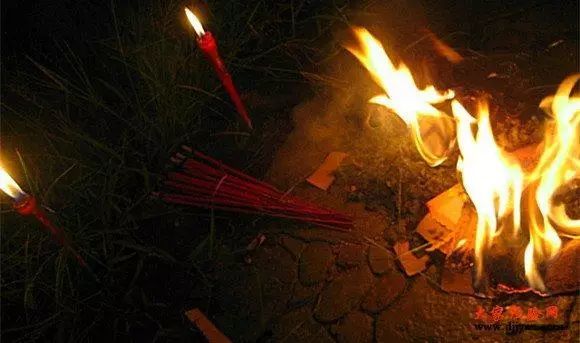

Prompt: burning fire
xmin=452 ymin=100 xmax=525 ymax=284
xmin=524 ymin=74 xmax=580 ymax=290
xmin=185 ymin=8 xmax=206 ymax=37
xmin=348 ymin=28 xmax=579 ymax=291
xmin=346 ymin=28 xmax=455 ymax=167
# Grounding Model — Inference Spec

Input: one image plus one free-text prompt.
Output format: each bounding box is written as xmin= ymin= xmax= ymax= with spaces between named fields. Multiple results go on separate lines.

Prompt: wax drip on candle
xmin=185 ymin=7 xmax=253 ymax=129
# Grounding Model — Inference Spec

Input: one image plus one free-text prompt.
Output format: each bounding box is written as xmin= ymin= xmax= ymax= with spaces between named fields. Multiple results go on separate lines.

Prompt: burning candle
xmin=185 ymin=7 xmax=253 ymax=129
xmin=0 ymin=166 xmax=86 ymax=266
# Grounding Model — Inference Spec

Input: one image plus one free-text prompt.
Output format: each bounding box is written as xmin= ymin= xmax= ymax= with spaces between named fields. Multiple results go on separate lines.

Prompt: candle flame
xmin=0 ymin=167 xmax=26 ymax=200
xmin=185 ymin=7 xmax=206 ymax=37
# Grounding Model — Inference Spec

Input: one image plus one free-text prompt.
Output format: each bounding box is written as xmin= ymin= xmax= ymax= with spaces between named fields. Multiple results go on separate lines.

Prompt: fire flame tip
xmin=0 ymin=167 xmax=27 ymax=200
xmin=184 ymin=7 xmax=205 ymax=37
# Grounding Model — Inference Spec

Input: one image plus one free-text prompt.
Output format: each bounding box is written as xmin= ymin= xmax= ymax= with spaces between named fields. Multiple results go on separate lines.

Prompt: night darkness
xmin=1 ymin=1 xmax=578 ymax=342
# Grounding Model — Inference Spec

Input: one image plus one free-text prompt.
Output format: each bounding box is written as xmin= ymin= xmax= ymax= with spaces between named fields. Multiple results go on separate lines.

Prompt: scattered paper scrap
xmin=426 ymin=183 xmax=466 ymax=230
xmin=394 ymin=241 xmax=429 ymax=276
xmin=453 ymin=205 xmax=477 ymax=253
xmin=306 ymin=152 xmax=348 ymax=191
xmin=246 ymin=234 xmax=266 ymax=252
xmin=419 ymin=184 xmax=477 ymax=256
xmin=185 ymin=308 xmax=232 ymax=343
xmin=416 ymin=213 xmax=455 ymax=255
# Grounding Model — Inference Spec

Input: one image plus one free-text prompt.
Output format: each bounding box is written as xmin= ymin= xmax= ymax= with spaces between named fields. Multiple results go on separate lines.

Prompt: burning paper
xmin=452 ymin=100 xmax=526 ymax=285
xmin=346 ymin=27 xmax=456 ymax=167
xmin=348 ymin=27 xmax=579 ymax=292
xmin=394 ymin=241 xmax=430 ymax=276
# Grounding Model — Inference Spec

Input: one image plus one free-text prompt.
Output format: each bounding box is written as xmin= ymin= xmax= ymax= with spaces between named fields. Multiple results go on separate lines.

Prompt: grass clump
xmin=1 ymin=0 xmax=355 ymax=341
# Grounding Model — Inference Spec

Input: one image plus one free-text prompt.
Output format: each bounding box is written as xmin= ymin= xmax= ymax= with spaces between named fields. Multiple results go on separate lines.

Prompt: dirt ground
xmin=205 ymin=82 xmax=579 ymax=341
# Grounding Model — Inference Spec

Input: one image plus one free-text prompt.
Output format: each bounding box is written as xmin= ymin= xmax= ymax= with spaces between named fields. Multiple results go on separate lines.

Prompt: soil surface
xmin=204 ymin=87 xmax=579 ymax=341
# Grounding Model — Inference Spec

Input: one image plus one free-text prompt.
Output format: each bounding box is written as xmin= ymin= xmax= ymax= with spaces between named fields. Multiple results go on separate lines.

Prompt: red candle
xmin=185 ymin=8 xmax=253 ymax=130
xmin=0 ymin=166 xmax=86 ymax=266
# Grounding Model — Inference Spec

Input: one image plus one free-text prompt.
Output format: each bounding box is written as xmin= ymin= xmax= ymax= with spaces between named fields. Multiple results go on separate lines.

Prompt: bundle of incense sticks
xmin=156 ymin=146 xmax=353 ymax=230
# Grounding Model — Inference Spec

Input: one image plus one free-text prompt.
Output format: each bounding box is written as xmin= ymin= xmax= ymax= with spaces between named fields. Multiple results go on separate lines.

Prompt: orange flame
xmin=0 ymin=167 xmax=27 ymax=200
xmin=424 ymin=29 xmax=463 ymax=64
xmin=452 ymin=100 xmax=524 ymax=282
xmin=523 ymin=74 xmax=580 ymax=290
xmin=346 ymin=28 xmax=455 ymax=166
xmin=185 ymin=7 xmax=206 ymax=37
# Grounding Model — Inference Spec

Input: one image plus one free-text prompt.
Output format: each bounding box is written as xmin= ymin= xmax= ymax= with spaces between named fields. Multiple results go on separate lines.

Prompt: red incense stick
xmin=14 ymin=195 xmax=87 ymax=267
xmin=185 ymin=8 xmax=253 ymax=129
xmin=157 ymin=148 xmax=354 ymax=230
xmin=1 ymin=167 xmax=86 ymax=266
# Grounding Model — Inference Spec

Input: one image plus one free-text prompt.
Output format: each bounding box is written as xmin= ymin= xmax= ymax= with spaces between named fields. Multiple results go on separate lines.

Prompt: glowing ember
xmin=185 ymin=8 xmax=206 ymax=37
xmin=0 ymin=167 xmax=27 ymax=200
xmin=346 ymin=27 xmax=455 ymax=167
xmin=348 ymin=27 xmax=579 ymax=292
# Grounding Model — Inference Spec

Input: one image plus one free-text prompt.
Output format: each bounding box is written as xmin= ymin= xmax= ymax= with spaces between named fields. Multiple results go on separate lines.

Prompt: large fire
xmin=347 ymin=27 xmax=579 ymax=291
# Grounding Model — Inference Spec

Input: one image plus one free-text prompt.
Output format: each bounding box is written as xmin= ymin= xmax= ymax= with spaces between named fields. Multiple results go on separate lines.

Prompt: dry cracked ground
xmin=213 ymin=232 xmax=578 ymax=342
xmin=205 ymin=93 xmax=579 ymax=342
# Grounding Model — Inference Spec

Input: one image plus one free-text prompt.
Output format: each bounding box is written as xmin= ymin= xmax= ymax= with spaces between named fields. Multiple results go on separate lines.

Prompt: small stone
xmin=299 ymin=242 xmax=334 ymax=286
xmin=361 ymin=271 xmax=406 ymax=313
xmin=279 ymin=235 xmax=305 ymax=260
xmin=331 ymin=311 xmax=373 ymax=343
xmin=336 ymin=244 xmax=366 ymax=268
xmin=290 ymin=281 xmax=322 ymax=306
xmin=314 ymin=265 xmax=374 ymax=322
xmin=368 ymin=245 xmax=394 ymax=275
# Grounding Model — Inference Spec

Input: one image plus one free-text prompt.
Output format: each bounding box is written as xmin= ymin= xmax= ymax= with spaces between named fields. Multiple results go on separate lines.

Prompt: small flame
xmin=452 ymin=100 xmax=525 ymax=282
xmin=455 ymin=238 xmax=467 ymax=249
xmin=0 ymin=167 xmax=27 ymax=200
xmin=346 ymin=28 xmax=455 ymax=166
xmin=185 ymin=7 xmax=206 ymax=37
xmin=424 ymin=29 xmax=463 ymax=64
